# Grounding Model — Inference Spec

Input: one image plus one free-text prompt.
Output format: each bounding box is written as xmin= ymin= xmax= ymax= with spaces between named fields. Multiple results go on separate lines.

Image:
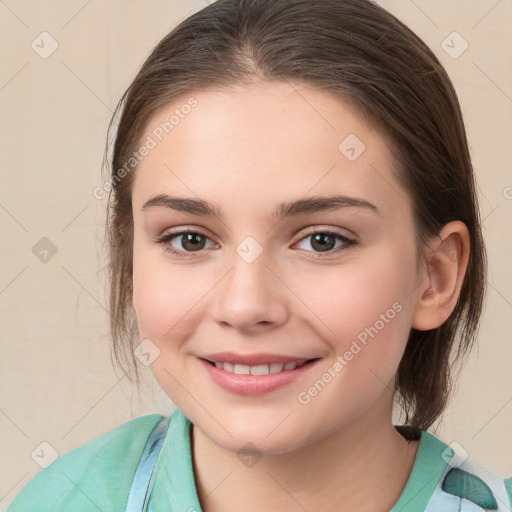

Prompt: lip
xmin=201 ymin=351 xmax=314 ymax=366
xmin=199 ymin=357 xmax=321 ymax=396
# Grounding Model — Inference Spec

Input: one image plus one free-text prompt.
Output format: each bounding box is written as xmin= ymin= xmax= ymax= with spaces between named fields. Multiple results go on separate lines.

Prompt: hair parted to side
xmin=103 ymin=0 xmax=487 ymax=430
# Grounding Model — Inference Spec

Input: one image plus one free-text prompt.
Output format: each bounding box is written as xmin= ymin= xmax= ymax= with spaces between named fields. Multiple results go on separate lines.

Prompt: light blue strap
xmin=124 ymin=416 xmax=171 ymax=512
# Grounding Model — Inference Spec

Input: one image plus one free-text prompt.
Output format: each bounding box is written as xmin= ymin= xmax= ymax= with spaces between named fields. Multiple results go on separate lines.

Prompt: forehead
xmin=132 ymin=81 xmax=411 ymax=220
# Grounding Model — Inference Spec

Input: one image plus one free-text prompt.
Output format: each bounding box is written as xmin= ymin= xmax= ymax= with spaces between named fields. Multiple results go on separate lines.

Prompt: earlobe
xmin=412 ymin=221 xmax=470 ymax=331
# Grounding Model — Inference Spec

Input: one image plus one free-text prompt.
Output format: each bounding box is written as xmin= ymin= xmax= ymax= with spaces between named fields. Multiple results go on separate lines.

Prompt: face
xmin=131 ymin=80 xmax=422 ymax=456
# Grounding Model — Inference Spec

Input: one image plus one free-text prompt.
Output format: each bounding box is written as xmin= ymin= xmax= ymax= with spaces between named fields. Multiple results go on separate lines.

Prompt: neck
xmin=190 ymin=394 xmax=420 ymax=512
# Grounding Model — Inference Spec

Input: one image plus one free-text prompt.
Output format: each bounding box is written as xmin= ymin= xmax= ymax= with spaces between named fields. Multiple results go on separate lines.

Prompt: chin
xmin=198 ymin=418 xmax=314 ymax=458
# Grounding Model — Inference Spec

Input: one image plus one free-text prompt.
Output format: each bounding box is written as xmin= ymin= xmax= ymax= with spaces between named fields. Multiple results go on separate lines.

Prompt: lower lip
xmin=199 ymin=358 xmax=320 ymax=396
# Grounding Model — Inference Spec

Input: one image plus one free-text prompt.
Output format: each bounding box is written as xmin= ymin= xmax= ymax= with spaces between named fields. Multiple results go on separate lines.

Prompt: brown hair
xmin=103 ymin=0 xmax=487 ymax=430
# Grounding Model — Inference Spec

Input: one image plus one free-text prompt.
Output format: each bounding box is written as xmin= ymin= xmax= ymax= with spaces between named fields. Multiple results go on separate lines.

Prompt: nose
xmin=210 ymin=244 xmax=289 ymax=333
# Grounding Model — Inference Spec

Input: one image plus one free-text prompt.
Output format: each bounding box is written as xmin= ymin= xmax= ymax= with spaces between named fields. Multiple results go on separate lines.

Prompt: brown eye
xmin=310 ymin=233 xmax=337 ymax=252
xmin=178 ymin=232 xmax=207 ymax=252
xmin=155 ymin=229 xmax=216 ymax=258
xmin=295 ymin=230 xmax=356 ymax=259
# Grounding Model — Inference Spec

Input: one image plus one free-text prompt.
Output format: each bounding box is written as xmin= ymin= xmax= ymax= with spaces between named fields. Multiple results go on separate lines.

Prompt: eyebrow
xmin=141 ymin=193 xmax=380 ymax=220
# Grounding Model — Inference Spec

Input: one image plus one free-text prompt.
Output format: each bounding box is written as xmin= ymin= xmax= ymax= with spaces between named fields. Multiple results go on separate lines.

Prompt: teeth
xmin=213 ymin=360 xmax=307 ymax=375
xmin=234 ymin=364 xmax=251 ymax=375
xmin=269 ymin=363 xmax=284 ymax=374
xmin=250 ymin=364 xmax=270 ymax=375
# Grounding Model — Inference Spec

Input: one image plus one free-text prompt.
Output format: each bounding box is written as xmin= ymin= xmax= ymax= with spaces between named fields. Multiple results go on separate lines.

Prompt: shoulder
xmin=397 ymin=426 xmax=512 ymax=510
xmin=7 ymin=413 xmax=164 ymax=512
xmin=433 ymin=436 xmax=512 ymax=511
xmin=440 ymin=465 xmax=512 ymax=510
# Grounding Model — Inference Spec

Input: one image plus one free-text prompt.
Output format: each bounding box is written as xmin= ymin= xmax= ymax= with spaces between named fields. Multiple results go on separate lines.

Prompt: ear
xmin=412 ymin=221 xmax=470 ymax=331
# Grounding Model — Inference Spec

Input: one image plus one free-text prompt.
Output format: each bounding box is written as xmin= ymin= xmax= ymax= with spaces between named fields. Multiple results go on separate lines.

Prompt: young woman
xmin=7 ymin=0 xmax=511 ymax=510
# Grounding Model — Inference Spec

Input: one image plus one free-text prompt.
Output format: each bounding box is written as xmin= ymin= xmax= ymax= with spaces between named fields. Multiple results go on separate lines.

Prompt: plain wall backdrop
xmin=0 ymin=0 xmax=511 ymax=508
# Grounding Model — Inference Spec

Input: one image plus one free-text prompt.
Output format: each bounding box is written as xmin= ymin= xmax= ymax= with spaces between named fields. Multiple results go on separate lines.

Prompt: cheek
xmin=288 ymin=247 xmax=416 ymax=378
xmin=132 ymin=252 xmax=205 ymax=392
xmin=132 ymin=242 xmax=213 ymax=344
xmin=294 ymin=250 xmax=413 ymax=332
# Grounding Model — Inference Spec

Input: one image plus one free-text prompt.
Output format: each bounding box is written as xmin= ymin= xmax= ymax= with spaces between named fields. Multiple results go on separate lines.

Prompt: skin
xmin=131 ymin=80 xmax=470 ymax=512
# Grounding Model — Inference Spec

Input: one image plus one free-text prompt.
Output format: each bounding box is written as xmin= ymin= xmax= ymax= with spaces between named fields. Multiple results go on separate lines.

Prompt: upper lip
xmin=201 ymin=352 xmax=318 ymax=366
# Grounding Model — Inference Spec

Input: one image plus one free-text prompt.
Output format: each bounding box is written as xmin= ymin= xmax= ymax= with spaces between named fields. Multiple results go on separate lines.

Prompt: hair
xmin=102 ymin=0 xmax=487 ymax=430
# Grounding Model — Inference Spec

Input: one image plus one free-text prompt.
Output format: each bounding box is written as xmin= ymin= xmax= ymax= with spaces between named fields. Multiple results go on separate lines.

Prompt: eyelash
xmin=154 ymin=227 xmax=357 ymax=260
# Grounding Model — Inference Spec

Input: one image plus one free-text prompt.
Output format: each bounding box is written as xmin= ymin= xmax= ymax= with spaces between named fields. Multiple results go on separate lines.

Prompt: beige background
xmin=0 ymin=0 xmax=511 ymax=508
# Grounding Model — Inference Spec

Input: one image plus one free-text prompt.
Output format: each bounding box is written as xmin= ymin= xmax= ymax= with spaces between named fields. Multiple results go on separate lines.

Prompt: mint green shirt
xmin=6 ymin=407 xmax=512 ymax=511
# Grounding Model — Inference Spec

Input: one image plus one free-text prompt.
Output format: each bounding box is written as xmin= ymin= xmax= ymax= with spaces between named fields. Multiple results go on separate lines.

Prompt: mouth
xmin=199 ymin=356 xmax=322 ymax=396
xmin=201 ymin=358 xmax=321 ymax=375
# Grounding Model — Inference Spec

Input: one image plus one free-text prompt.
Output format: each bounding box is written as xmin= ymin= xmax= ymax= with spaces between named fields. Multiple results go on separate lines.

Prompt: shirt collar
xmin=390 ymin=426 xmax=450 ymax=511
xmin=152 ymin=407 xmax=203 ymax=512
